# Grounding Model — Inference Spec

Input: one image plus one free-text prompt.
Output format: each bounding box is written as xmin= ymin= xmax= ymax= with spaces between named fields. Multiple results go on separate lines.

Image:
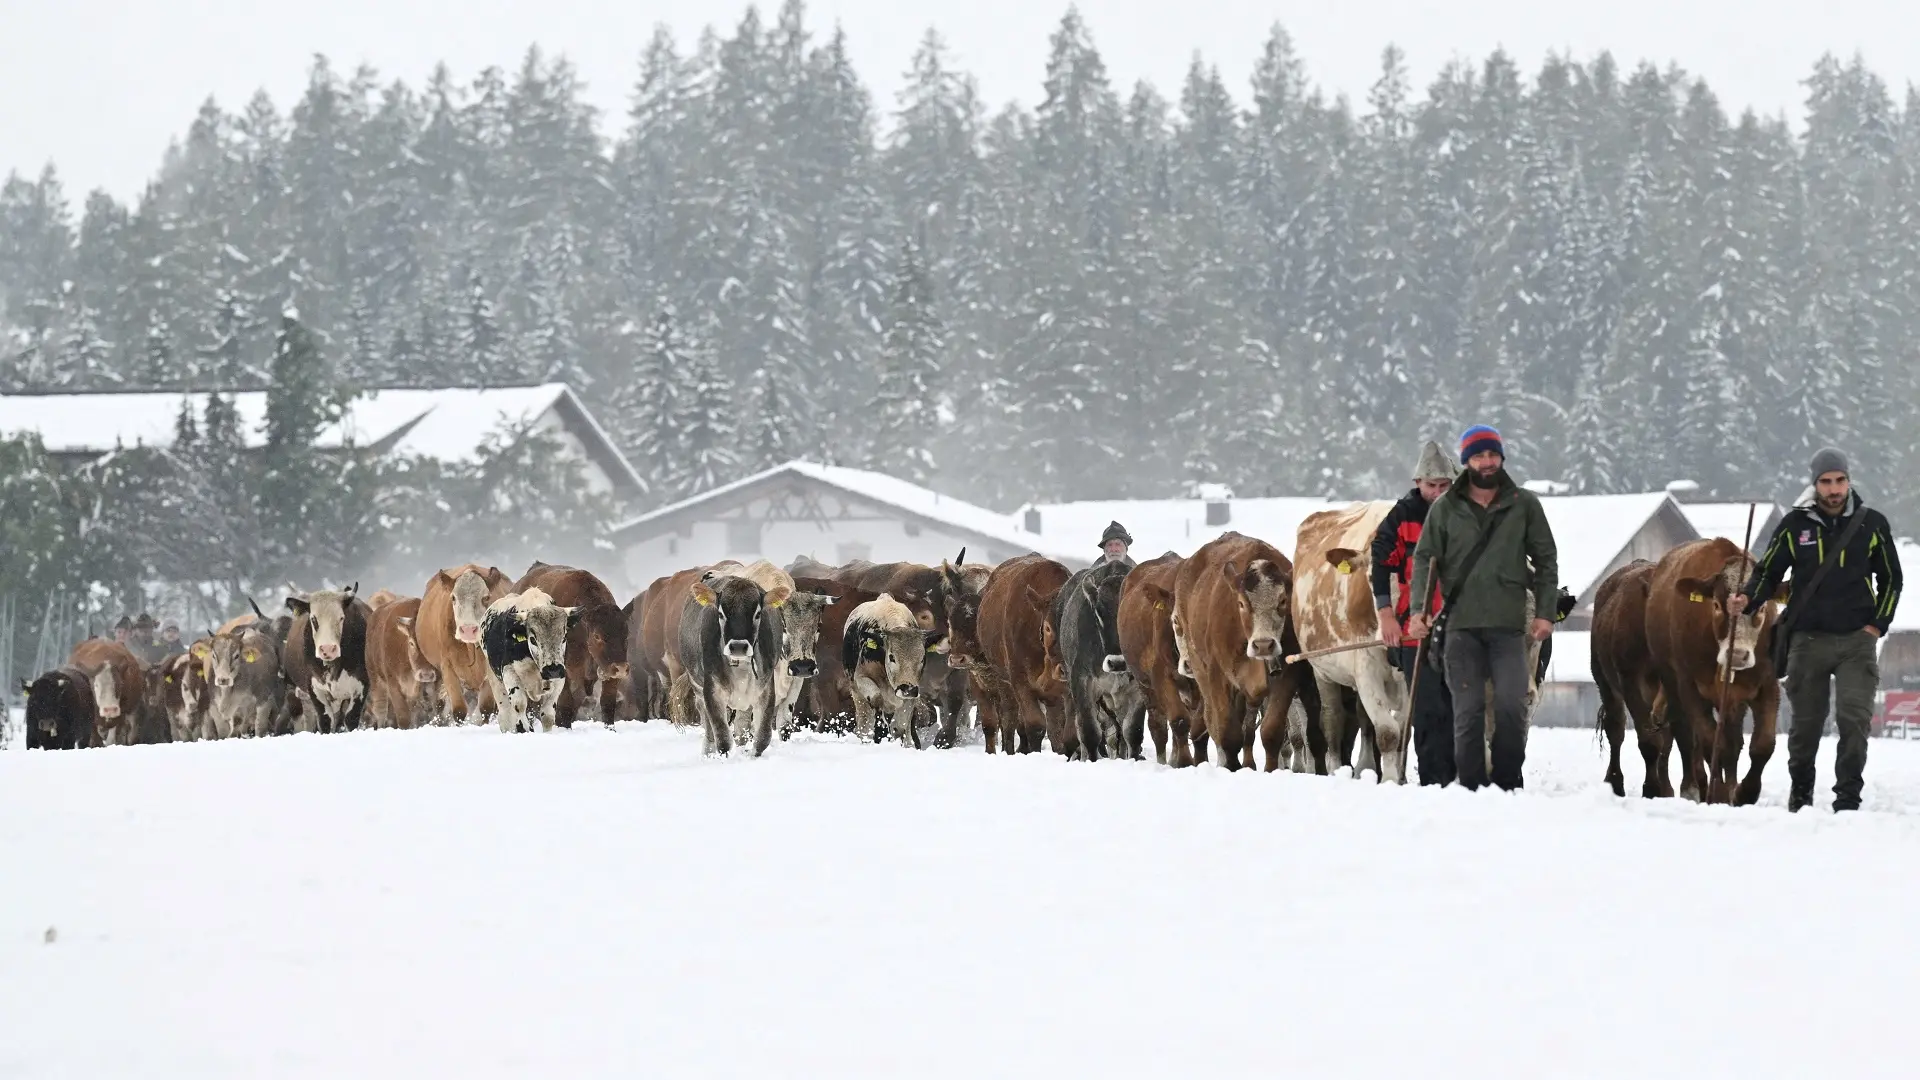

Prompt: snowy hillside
xmin=6 ymin=723 xmax=1920 ymax=1077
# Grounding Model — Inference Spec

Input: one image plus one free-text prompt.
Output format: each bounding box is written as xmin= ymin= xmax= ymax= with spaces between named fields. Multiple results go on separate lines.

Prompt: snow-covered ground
xmin=6 ymin=721 xmax=1920 ymax=1077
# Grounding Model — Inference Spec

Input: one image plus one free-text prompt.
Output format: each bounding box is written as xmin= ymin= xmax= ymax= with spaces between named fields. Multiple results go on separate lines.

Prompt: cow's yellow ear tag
xmin=1689 ymin=592 xmax=1705 ymax=603
xmin=1336 ymin=560 xmax=1352 ymax=574
xmin=243 ymin=650 xmax=257 ymax=663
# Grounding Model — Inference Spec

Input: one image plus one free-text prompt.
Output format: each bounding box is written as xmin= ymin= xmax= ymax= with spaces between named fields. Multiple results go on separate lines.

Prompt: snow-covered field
xmin=6 ymin=720 xmax=1920 ymax=1078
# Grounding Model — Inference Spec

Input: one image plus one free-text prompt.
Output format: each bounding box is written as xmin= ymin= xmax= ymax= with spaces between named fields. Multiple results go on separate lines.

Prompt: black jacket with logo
xmin=1740 ymin=491 xmax=1903 ymax=636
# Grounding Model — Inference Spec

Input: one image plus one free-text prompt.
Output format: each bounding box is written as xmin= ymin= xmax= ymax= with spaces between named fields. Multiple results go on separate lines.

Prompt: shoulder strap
xmin=1781 ymin=506 xmax=1868 ymax=617
xmin=1440 ymin=503 xmax=1518 ymax=610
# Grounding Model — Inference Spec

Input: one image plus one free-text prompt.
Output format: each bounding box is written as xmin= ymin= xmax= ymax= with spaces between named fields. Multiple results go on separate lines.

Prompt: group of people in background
xmin=106 ymin=612 xmax=185 ymax=666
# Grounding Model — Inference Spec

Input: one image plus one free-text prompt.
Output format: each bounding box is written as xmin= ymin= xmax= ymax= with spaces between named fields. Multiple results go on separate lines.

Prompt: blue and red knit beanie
xmin=1458 ymin=424 xmax=1504 ymax=465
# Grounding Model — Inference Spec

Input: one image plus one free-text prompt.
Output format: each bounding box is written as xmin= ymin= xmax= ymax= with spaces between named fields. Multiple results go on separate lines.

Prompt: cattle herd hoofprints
xmin=12 ymin=518 xmax=1795 ymax=805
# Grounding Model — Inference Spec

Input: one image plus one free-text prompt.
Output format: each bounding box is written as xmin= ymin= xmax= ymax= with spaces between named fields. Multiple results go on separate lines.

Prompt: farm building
xmin=1678 ymin=501 xmax=1786 ymax=550
xmin=0 ymin=383 xmax=646 ymax=500
xmin=608 ymin=461 xmax=1086 ymax=594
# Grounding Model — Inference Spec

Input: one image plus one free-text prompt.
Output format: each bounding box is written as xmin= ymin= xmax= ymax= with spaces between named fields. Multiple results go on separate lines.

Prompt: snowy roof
xmin=1543 ymin=631 xmax=1592 ymax=683
xmin=0 ymin=383 xmax=644 ymax=495
xmin=1012 ymin=496 xmax=1354 ymax=560
xmin=608 ymin=460 xmax=1084 ymax=564
xmin=1680 ymin=502 xmax=1784 ymax=548
xmin=1534 ymin=492 xmax=1697 ymax=605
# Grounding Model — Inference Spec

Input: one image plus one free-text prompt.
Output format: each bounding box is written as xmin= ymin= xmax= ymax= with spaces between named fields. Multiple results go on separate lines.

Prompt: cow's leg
xmin=1122 ymin=695 xmax=1148 ymax=760
xmin=1642 ymin=684 xmax=1675 ymax=797
xmin=1711 ymin=698 xmax=1749 ymax=805
xmin=1595 ymin=661 xmax=1629 ymax=797
xmin=1663 ymin=677 xmax=1713 ymax=802
xmin=1073 ymin=684 xmax=1103 ymax=762
xmin=1313 ymin=672 xmax=1350 ymax=776
xmin=434 ymin=662 xmax=467 ymax=723
xmin=1206 ymin=683 xmax=1248 ymax=772
xmin=1356 ymin=661 xmax=1409 ymax=784
xmin=1737 ymin=679 xmax=1781 ymax=806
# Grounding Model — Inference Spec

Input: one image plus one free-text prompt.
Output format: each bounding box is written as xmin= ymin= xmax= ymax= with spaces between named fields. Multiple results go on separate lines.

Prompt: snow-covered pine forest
xmin=2 ymin=6 xmax=1916 ymax=584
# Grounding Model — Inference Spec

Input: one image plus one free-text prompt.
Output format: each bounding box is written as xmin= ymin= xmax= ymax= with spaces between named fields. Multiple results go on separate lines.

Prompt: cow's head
xmin=775 ymin=590 xmax=836 ymax=678
xmin=940 ymin=552 xmax=991 ymax=668
xmin=1224 ymin=556 xmax=1293 ymax=660
xmin=393 ymin=616 xmax=438 ymax=683
xmin=1674 ymin=555 xmax=1773 ymax=673
xmin=91 ymin=666 xmax=120 ymax=721
xmin=289 ymin=584 xmax=357 ymax=662
xmin=450 ymin=569 xmax=497 ymax=644
xmin=513 ymin=597 xmax=580 ymax=682
xmin=693 ymin=576 xmax=781 ymax=666
xmin=26 ymin=671 xmax=74 ymax=735
xmin=858 ymin=623 xmax=945 ymax=699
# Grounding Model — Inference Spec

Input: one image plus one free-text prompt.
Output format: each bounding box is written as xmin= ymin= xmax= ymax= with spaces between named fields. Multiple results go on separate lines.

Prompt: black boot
xmin=1789 ymin=789 xmax=1814 ymax=813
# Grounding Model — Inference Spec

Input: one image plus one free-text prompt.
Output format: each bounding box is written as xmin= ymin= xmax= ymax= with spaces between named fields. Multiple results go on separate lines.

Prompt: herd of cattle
xmin=14 ymin=500 xmax=1785 ymax=805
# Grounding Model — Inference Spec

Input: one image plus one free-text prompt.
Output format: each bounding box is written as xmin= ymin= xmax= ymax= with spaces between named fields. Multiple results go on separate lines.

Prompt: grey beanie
xmin=1412 ymin=440 xmax=1458 ymax=482
xmin=1810 ymin=447 xmax=1850 ymax=483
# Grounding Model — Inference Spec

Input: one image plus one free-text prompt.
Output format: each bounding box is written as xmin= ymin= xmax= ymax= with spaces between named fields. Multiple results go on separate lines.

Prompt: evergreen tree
xmin=672 ymin=325 xmax=739 ymax=496
xmin=867 ymin=236 xmax=945 ymax=480
xmin=259 ymin=307 xmax=341 ymax=567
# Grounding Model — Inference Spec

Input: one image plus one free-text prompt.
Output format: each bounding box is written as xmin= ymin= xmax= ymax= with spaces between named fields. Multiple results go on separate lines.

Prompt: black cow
xmin=21 ymin=667 xmax=97 ymax=750
xmin=283 ymin=585 xmax=372 ymax=734
xmin=480 ymin=588 xmax=580 ymax=734
xmin=1053 ymin=557 xmax=1145 ymax=761
xmin=678 ymin=572 xmax=788 ymax=757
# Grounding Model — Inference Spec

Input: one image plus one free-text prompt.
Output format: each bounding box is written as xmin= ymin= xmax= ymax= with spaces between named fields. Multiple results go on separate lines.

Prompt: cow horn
xmin=955 ymin=546 xmax=966 ymax=566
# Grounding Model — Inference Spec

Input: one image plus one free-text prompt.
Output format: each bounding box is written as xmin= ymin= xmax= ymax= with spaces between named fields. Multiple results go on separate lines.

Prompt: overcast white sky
xmin=3 ymin=1 xmax=1914 ymax=201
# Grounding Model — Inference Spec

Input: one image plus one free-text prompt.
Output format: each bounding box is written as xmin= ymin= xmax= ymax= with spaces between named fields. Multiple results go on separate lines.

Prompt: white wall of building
xmin=616 ymin=494 xmax=1041 ymax=593
xmin=532 ymin=408 xmax=617 ymax=495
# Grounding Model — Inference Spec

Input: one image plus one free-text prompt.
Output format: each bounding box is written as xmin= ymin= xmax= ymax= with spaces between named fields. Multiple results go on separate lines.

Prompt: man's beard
xmin=1819 ymin=492 xmax=1848 ymax=513
xmin=1469 ymin=467 xmax=1501 ymax=489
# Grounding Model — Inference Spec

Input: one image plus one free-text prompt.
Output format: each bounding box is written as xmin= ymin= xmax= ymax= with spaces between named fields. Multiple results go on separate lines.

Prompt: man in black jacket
xmin=1372 ymin=440 xmax=1458 ymax=785
xmin=1730 ymin=447 xmax=1902 ymax=812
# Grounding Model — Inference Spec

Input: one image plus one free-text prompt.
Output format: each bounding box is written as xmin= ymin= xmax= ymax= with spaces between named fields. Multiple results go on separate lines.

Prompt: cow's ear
xmin=1772 ymin=582 xmax=1791 ymax=604
xmin=1221 ymin=559 xmax=1240 ymax=584
xmin=286 ymin=596 xmax=310 ymax=616
xmin=691 ymin=582 xmax=715 ymax=607
xmin=1672 ymin=577 xmax=1716 ymax=604
xmin=395 ymin=616 xmax=414 ymax=632
xmin=924 ymin=629 xmax=949 ymax=653
xmin=1325 ymin=548 xmax=1361 ymax=574
xmin=346 ymin=581 xmax=358 ymax=598
xmin=17 ymin=677 xmax=29 ymax=694
xmin=1143 ymin=583 xmax=1174 ymax=611
xmin=564 ymin=606 xmax=583 ymax=630
xmin=765 ymin=585 xmax=791 ymax=609
xmin=897 ymin=587 xmax=920 ymax=604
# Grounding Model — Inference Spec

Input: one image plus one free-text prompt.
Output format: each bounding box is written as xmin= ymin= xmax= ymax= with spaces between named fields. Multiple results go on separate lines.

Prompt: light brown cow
xmin=366 ymin=596 xmax=439 ymax=730
xmin=1171 ymin=531 xmax=1311 ymax=771
xmin=1293 ymin=501 xmax=1411 ymax=781
xmin=366 ymin=588 xmax=404 ymax=611
xmin=417 ymin=563 xmax=512 ymax=723
xmin=973 ymin=554 xmax=1073 ymax=755
xmin=1642 ymin=537 xmax=1783 ymax=805
xmin=68 ymin=639 xmax=145 ymax=747
xmin=1115 ymin=552 xmax=1198 ymax=765
xmin=1592 ymin=560 xmax=1666 ymax=797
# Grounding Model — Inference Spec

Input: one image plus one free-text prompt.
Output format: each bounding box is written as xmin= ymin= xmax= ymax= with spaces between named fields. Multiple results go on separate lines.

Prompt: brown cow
xmin=366 ymin=588 xmax=403 ymax=610
xmin=366 ymin=596 xmax=439 ymax=730
xmin=152 ymin=651 xmax=206 ymax=743
xmin=641 ymin=562 xmax=740 ymax=726
xmin=1592 ymin=560 xmax=1667 ymax=797
xmin=973 ymin=554 xmax=1073 ymax=755
xmin=68 ymin=639 xmax=145 ymax=747
xmin=1642 ymin=537 xmax=1783 ymax=805
xmin=1116 ymin=552 xmax=1200 ymax=765
xmin=514 ymin=562 xmax=632 ymax=727
xmin=1171 ymin=531 xmax=1309 ymax=771
xmin=417 ymin=563 xmax=513 ymax=723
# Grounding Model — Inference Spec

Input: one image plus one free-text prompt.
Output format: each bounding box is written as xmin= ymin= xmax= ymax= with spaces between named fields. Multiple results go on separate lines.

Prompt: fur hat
xmin=1810 ymin=446 xmax=1850 ymax=484
xmin=1412 ymin=440 xmax=1459 ymax=482
xmin=1100 ymin=521 xmax=1133 ymax=548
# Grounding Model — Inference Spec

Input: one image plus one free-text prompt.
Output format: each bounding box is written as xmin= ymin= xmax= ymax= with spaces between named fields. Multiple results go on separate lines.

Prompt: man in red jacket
xmin=1372 ymin=440 xmax=1458 ymax=785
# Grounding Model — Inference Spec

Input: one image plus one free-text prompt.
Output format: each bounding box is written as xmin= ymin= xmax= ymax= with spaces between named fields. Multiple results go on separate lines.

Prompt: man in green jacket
xmin=1404 ymin=425 xmax=1559 ymax=791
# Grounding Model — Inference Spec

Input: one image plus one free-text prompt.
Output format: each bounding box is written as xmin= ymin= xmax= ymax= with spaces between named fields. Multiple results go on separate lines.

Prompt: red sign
xmin=1879 ymin=691 xmax=1920 ymax=736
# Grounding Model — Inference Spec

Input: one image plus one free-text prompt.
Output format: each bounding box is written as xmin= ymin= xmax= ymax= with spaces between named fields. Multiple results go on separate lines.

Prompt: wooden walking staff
xmin=1717 ymin=502 xmax=1759 ymax=708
